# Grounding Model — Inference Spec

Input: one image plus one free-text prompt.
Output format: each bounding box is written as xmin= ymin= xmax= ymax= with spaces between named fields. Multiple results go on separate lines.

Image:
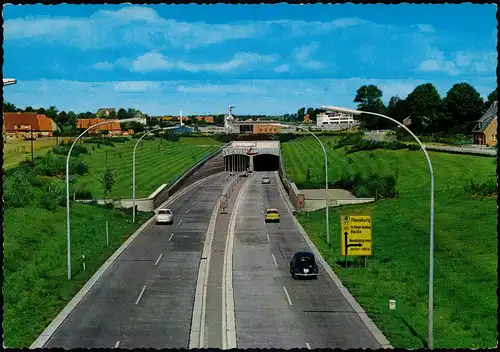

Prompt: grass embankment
xmin=75 ymin=137 xmax=221 ymax=199
xmin=3 ymin=204 xmax=152 ymax=348
xmin=281 ymin=136 xmax=497 ymax=349
xmin=3 ymin=135 xmax=222 ymax=347
xmin=3 ymin=137 xmax=80 ymax=169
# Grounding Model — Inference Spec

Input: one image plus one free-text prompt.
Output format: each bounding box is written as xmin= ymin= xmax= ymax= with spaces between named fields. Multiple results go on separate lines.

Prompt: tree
xmin=46 ymin=106 xmax=59 ymax=120
xmin=485 ymin=88 xmax=497 ymax=110
xmin=297 ymin=107 xmax=306 ymax=121
xmin=126 ymin=108 xmax=138 ymax=119
xmin=3 ymin=101 xmax=17 ymax=112
xmin=57 ymin=111 xmax=69 ymax=126
xmin=405 ymin=83 xmax=443 ymax=133
xmin=117 ymin=108 xmax=127 ymax=119
xmin=442 ymin=83 xmax=484 ymax=133
xmin=108 ymin=110 xmax=116 ymax=118
xmin=354 ymin=84 xmax=390 ymax=130
xmin=25 ymin=106 xmax=35 ymax=112
xmin=387 ymin=96 xmax=409 ymax=123
xmin=101 ymin=165 xmax=116 ymax=199
xmin=37 ymin=107 xmax=46 ymax=115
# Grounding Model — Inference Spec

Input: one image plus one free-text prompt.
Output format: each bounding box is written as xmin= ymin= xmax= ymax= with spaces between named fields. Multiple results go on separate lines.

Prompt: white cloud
xmin=176 ymin=84 xmax=266 ymax=94
xmin=130 ymin=51 xmax=279 ymax=73
xmin=292 ymin=41 xmax=325 ymax=70
xmin=273 ymin=64 xmax=289 ymax=73
xmin=453 ymin=51 xmax=496 ymax=74
xmin=113 ymin=81 xmax=161 ymax=92
xmin=416 ymin=49 xmax=460 ymax=75
xmin=4 ymin=6 xmax=263 ymax=50
xmin=414 ymin=24 xmax=435 ymax=33
xmin=93 ymin=61 xmax=114 ymax=70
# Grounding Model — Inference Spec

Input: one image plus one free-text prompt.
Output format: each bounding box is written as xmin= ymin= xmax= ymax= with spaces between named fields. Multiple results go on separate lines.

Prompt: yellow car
xmin=265 ymin=208 xmax=280 ymax=223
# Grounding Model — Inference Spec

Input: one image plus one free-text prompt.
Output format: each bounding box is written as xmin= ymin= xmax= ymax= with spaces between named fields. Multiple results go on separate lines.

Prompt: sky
xmin=2 ymin=3 xmax=497 ymax=116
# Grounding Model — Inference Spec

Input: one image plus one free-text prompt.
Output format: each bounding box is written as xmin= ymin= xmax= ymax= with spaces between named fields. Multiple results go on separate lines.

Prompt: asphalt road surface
xmin=232 ymin=172 xmax=381 ymax=349
xmin=44 ymin=174 xmax=226 ymax=349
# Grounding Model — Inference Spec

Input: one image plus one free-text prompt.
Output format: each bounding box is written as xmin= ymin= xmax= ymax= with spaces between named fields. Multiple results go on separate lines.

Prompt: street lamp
xmin=3 ymin=78 xmax=17 ymax=86
xmin=271 ymin=123 xmax=330 ymax=244
xmin=132 ymin=125 xmax=179 ymax=223
xmin=325 ymin=106 xmax=435 ymax=349
xmin=65 ymin=117 xmax=142 ymax=280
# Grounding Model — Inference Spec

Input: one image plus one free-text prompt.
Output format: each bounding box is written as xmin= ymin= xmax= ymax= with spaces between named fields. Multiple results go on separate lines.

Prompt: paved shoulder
xmin=45 ymin=174 xmax=226 ymax=349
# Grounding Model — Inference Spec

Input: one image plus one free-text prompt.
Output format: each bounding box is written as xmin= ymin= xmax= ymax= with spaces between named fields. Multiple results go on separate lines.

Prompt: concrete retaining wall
xmin=277 ymin=156 xmax=304 ymax=212
xmin=76 ymin=142 xmax=230 ymax=211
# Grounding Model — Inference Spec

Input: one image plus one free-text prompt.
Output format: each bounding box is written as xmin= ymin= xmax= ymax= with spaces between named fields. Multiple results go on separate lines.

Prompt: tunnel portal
xmin=222 ymin=140 xmax=281 ymax=173
xmin=253 ymin=154 xmax=280 ymax=171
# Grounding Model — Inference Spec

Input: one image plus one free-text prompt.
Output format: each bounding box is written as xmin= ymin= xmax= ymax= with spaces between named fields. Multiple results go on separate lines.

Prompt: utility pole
xmin=30 ymin=126 xmax=34 ymax=163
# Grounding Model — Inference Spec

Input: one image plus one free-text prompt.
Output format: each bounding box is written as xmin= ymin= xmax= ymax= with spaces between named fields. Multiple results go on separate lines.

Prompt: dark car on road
xmin=290 ymin=251 xmax=318 ymax=279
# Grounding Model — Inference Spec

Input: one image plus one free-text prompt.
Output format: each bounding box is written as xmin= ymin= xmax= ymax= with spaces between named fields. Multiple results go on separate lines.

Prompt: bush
xmin=4 ymin=168 xmax=35 ymax=207
xmin=83 ymin=137 xmax=115 ymax=147
xmin=52 ymin=144 xmax=88 ymax=157
xmin=331 ymin=172 xmax=398 ymax=199
xmin=39 ymin=179 xmax=66 ymax=210
xmin=33 ymin=152 xmax=88 ymax=177
xmin=464 ymin=179 xmax=497 ymax=198
xmin=110 ymin=136 xmax=130 ymax=143
xmin=75 ymin=189 xmax=93 ymax=199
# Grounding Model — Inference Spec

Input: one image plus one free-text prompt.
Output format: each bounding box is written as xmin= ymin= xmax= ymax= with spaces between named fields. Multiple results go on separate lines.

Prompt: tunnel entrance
xmin=253 ymin=154 xmax=280 ymax=171
xmin=224 ymin=154 xmax=250 ymax=172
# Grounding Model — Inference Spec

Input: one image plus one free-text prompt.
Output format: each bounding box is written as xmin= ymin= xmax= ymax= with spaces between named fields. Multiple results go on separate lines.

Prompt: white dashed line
xmin=135 ymin=285 xmax=146 ymax=305
xmin=192 ymin=201 xmax=197 ymax=206
xmin=306 ymin=343 xmax=311 ymax=349
xmin=266 ymin=233 xmax=270 ymax=242
xmin=271 ymin=253 xmax=278 ymax=267
xmin=283 ymin=286 xmax=293 ymax=306
xmin=178 ymin=219 xmax=183 ymax=226
xmin=154 ymin=253 xmax=163 ymax=266
xmin=168 ymin=233 xmax=174 ymax=242
xmin=185 ymin=209 xmax=190 ymax=214
xmin=114 ymin=341 xmax=120 ymax=348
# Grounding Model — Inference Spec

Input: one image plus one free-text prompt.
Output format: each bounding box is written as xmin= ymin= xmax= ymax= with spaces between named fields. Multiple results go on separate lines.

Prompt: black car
xmin=289 ymin=251 xmax=318 ymax=279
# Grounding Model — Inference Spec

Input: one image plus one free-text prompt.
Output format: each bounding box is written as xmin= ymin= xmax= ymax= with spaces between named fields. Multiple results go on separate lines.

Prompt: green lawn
xmin=75 ymin=137 xmax=221 ymax=199
xmin=3 ymin=204 xmax=153 ymax=348
xmin=281 ymin=136 xmax=497 ymax=349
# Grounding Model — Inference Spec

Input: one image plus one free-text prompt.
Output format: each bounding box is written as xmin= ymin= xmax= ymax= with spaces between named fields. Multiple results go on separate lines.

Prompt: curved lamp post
xmin=132 ymin=125 xmax=179 ymax=223
xmin=326 ymin=106 xmax=435 ymax=349
xmin=272 ymin=123 xmax=330 ymax=244
xmin=65 ymin=117 xmax=142 ymax=280
xmin=3 ymin=78 xmax=17 ymax=86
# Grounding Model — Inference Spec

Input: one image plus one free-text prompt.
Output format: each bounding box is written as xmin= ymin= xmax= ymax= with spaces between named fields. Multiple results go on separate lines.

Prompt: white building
xmin=316 ymin=106 xmax=358 ymax=127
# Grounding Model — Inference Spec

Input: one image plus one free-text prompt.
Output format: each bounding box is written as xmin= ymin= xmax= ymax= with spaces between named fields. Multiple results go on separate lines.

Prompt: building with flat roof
xmin=316 ymin=106 xmax=360 ymax=130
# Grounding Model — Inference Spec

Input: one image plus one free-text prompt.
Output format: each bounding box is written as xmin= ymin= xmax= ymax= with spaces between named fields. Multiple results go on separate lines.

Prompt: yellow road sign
xmin=340 ymin=215 xmax=372 ymax=256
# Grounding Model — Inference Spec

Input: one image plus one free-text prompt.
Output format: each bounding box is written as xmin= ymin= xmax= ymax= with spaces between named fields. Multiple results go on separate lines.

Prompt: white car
xmin=262 ymin=177 xmax=271 ymax=184
xmin=156 ymin=208 xmax=173 ymax=225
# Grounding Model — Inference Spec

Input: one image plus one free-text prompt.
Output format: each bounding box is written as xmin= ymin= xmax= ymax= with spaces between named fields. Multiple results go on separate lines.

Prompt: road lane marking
xmin=168 ymin=233 xmax=174 ymax=242
xmin=154 ymin=253 xmax=163 ymax=266
xmin=178 ymin=219 xmax=183 ymax=225
xmin=283 ymin=286 xmax=293 ymax=306
xmin=271 ymin=253 xmax=278 ymax=267
xmin=135 ymin=285 xmax=146 ymax=305
xmin=306 ymin=343 xmax=311 ymax=349
xmin=193 ymin=201 xmax=197 ymax=206
xmin=185 ymin=209 xmax=190 ymax=214
xmin=114 ymin=341 xmax=120 ymax=348
xmin=266 ymin=233 xmax=270 ymax=242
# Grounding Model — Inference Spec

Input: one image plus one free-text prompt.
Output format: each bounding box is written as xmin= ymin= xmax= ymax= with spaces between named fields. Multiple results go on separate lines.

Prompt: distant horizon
xmin=3 ymin=4 xmax=496 ymax=115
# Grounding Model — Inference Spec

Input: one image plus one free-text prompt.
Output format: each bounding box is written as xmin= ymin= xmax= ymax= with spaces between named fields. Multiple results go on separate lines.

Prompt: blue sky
xmin=3 ymin=3 xmax=497 ymax=115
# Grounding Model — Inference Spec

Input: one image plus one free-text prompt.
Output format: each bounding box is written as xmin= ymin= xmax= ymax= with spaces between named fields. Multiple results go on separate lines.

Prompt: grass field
xmin=75 ymin=137 xmax=221 ymax=199
xmin=281 ymin=136 xmax=497 ymax=348
xmin=3 ymin=136 xmax=80 ymax=169
xmin=3 ymin=204 xmax=152 ymax=347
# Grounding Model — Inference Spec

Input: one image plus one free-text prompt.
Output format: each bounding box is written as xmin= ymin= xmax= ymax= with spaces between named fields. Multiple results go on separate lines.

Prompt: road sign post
xmin=341 ymin=214 xmax=372 ymax=267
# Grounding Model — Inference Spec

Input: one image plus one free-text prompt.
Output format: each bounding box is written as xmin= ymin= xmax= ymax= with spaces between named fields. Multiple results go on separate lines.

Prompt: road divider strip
xmin=222 ymin=174 xmax=251 ymax=349
xmin=135 ymin=285 xmax=147 ymax=305
xmin=282 ymin=286 xmax=293 ymax=306
xmin=29 ymin=172 xmax=222 ymax=349
xmin=189 ymin=175 xmax=240 ymax=348
xmin=274 ymin=169 xmax=393 ymax=349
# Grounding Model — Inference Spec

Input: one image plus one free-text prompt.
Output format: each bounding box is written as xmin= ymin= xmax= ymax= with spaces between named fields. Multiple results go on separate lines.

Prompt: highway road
xmin=44 ymin=173 xmax=227 ymax=349
xmin=231 ymin=171 xmax=381 ymax=349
